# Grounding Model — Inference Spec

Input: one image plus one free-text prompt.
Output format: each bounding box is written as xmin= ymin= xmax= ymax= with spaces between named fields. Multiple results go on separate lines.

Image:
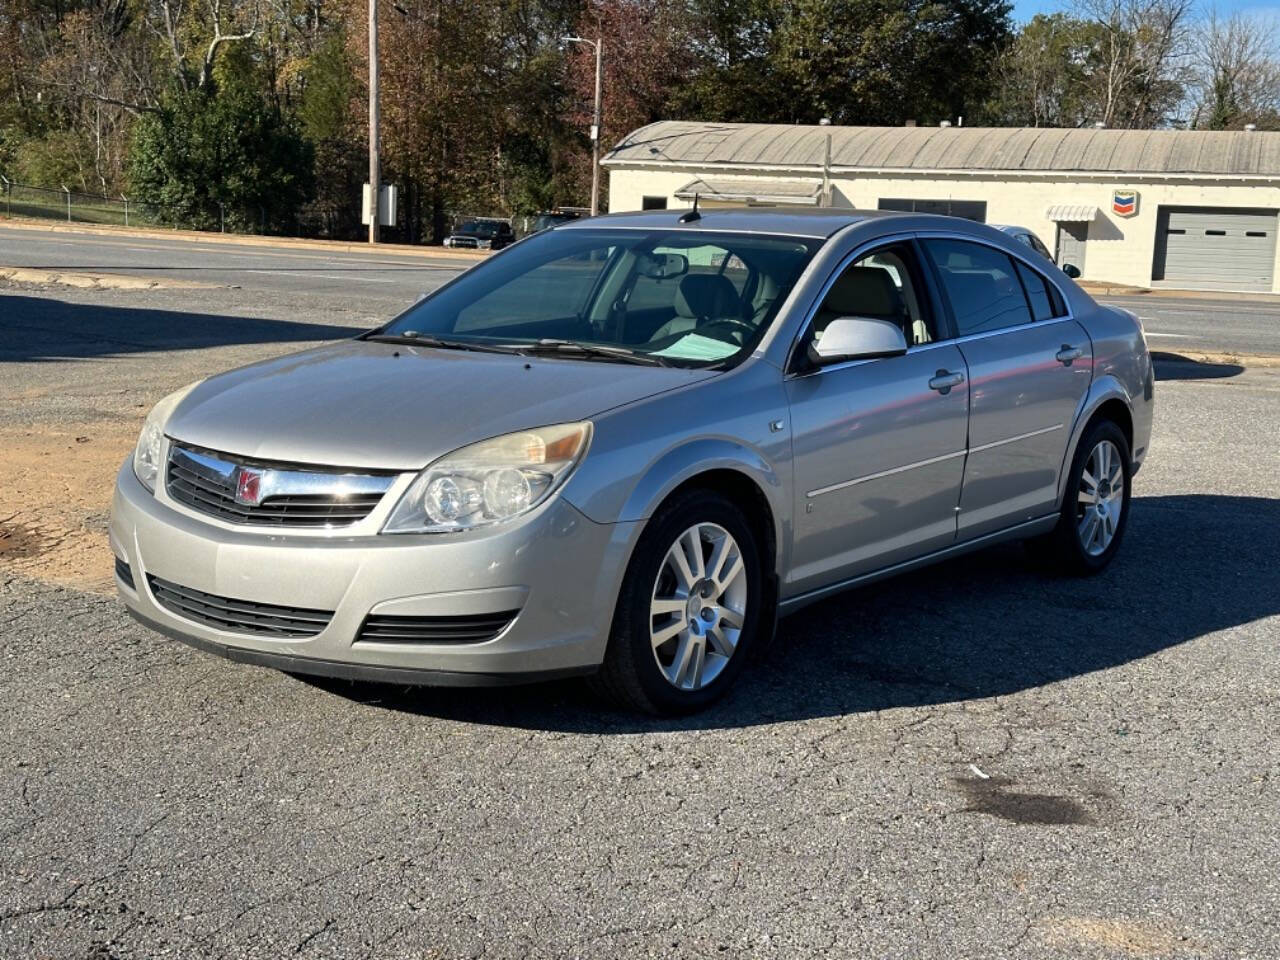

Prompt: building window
xmin=878 ymin=198 xmax=987 ymax=222
xmin=642 ymin=196 xmax=668 ymax=210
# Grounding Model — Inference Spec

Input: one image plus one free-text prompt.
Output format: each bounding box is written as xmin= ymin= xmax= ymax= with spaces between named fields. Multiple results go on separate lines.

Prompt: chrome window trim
xmin=905 ymin=316 xmax=1075 ymax=354
xmin=785 ymin=227 xmax=1078 ymax=378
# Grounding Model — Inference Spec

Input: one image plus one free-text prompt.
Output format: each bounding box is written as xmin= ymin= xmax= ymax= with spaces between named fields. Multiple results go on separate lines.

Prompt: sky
xmin=1010 ymin=0 xmax=1280 ymax=21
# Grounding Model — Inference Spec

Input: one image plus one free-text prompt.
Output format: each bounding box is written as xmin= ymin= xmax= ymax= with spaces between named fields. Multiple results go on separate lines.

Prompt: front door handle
xmin=1056 ymin=345 xmax=1084 ymax=365
xmin=928 ymin=370 xmax=965 ymax=394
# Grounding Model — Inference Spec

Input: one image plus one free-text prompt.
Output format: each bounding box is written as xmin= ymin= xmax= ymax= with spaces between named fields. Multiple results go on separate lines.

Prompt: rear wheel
xmin=590 ymin=489 xmax=763 ymax=714
xmin=1028 ymin=420 xmax=1132 ymax=575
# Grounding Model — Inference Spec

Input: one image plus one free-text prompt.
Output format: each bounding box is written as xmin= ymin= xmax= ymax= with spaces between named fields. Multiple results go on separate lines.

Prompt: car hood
xmin=164 ymin=339 xmax=717 ymax=470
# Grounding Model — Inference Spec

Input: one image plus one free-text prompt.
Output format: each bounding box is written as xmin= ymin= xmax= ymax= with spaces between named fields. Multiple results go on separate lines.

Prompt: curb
xmin=0 ymin=266 xmax=222 ymax=291
xmin=1083 ymin=281 xmax=1280 ymax=303
xmin=0 ymin=216 xmax=490 ymax=262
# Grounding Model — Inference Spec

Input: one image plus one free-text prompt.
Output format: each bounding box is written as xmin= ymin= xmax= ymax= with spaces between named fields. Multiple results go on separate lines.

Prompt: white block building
xmin=602 ymin=121 xmax=1280 ymax=293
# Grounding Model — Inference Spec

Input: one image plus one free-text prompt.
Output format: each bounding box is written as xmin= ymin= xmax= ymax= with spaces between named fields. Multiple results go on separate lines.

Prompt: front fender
xmin=566 ymin=435 xmax=791 ymax=579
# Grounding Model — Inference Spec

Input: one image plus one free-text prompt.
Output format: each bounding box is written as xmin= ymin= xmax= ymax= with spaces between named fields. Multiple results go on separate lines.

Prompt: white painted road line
xmin=246 ymin=269 xmax=398 ymax=283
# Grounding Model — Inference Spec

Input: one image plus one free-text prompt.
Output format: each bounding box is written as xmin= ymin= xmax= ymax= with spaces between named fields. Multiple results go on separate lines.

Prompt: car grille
xmin=166 ymin=444 xmax=394 ymax=528
xmin=357 ymin=611 xmax=519 ymax=644
xmin=448 ymin=237 xmax=479 ymax=248
xmin=148 ymin=575 xmax=334 ymax=638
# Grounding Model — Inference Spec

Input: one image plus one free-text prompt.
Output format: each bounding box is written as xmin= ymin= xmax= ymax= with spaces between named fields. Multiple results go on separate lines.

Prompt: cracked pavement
xmin=2 ymin=281 xmax=1279 ymax=959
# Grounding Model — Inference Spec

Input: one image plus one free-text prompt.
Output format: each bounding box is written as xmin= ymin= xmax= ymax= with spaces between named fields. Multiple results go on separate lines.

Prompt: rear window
xmin=923 ymin=239 xmax=1033 ymax=336
xmin=1015 ymin=261 xmax=1060 ymax=321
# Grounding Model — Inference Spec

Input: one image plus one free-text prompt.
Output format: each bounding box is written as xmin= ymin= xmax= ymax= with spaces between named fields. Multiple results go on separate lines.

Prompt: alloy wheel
xmin=649 ymin=522 xmax=748 ymax=691
xmin=1076 ymin=439 xmax=1124 ymax=556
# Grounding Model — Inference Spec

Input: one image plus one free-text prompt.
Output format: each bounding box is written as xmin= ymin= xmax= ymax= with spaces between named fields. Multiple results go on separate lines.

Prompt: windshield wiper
xmin=364 ymin=332 xmax=524 ymax=355
xmin=507 ymin=338 xmax=671 ymax=367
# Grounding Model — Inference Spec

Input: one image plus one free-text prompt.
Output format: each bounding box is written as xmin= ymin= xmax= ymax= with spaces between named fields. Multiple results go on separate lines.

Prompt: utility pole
xmin=563 ymin=35 xmax=603 ymax=217
xmin=368 ymin=0 xmax=380 ymax=244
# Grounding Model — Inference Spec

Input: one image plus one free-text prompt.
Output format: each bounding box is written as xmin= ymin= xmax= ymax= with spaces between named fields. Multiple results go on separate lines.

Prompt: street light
xmin=562 ymin=35 xmax=602 ymax=217
xmin=368 ymin=0 xmax=380 ymax=244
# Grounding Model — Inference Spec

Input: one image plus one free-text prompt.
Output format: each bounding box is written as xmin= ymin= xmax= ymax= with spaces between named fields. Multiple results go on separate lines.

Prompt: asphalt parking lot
xmin=2 ymin=265 xmax=1279 ymax=958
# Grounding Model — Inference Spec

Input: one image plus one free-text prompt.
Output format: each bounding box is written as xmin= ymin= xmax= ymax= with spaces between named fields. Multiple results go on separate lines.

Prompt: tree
xmin=670 ymin=0 xmax=1012 ymax=127
xmin=128 ymin=64 xmax=314 ymax=231
xmin=563 ymin=0 xmax=693 ymax=207
xmin=987 ymin=14 xmax=1097 ymax=126
xmin=1075 ymin=0 xmax=1193 ymax=128
xmin=1189 ymin=9 xmax=1280 ymax=130
xmin=985 ymin=0 xmax=1194 ymax=128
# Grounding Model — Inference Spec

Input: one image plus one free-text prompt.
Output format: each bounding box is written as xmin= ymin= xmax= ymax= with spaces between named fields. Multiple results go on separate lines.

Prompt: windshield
xmin=381 ymin=228 xmax=821 ymax=368
xmin=458 ymin=220 xmax=499 ymax=236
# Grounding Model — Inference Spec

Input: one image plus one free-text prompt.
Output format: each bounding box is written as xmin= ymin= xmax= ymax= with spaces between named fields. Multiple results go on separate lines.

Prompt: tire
xmin=1028 ymin=419 xmax=1132 ymax=575
xmin=589 ymin=489 xmax=765 ymax=715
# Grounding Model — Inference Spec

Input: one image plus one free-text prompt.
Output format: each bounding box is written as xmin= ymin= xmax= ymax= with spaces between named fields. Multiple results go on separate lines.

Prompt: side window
xmin=813 ymin=244 xmax=936 ymax=347
xmin=923 ymin=239 xmax=1032 ymax=336
xmin=1029 ymin=234 xmax=1053 ymax=260
xmin=1015 ymin=261 xmax=1063 ymax=321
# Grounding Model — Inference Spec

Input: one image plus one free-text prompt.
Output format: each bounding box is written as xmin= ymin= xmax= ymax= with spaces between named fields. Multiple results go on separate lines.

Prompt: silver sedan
xmin=111 ymin=209 xmax=1154 ymax=714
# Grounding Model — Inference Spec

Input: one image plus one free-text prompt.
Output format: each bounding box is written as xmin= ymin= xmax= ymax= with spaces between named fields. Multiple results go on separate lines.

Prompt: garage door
xmin=1153 ymin=207 xmax=1277 ymax=291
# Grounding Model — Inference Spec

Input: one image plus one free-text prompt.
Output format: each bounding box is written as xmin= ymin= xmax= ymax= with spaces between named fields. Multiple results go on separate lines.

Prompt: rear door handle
xmin=1056 ymin=345 xmax=1084 ymax=365
xmin=928 ymin=370 xmax=965 ymax=394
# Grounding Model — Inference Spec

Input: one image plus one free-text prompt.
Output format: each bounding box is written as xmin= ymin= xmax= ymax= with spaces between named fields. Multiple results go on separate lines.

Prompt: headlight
xmin=132 ymin=382 xmax=202 ymax=492
xmin=383 ymin=422 xmax=592 ymax=534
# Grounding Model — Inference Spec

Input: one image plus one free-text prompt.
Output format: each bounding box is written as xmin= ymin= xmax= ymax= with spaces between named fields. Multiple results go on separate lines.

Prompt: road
xmin=2 ymin=256 xmax=1280 ymax=956
xmin=0 ymin=224 xmax=465 ymax=312
xmin=2 ymin=224 xmax=1279 ymax=356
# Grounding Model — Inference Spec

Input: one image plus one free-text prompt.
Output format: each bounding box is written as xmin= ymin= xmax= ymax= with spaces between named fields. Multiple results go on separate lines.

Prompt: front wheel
xmin=590 ymin=489 xmax=764 ymax=715
xmin=1028 ymin=420 xmax=1132 ymax=575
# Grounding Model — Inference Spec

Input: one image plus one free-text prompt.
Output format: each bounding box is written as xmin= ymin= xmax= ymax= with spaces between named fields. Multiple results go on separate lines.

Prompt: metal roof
xmin=674 ymin=176 xmax=823 ymax=205
xmin=604 ymin=121 xmax=1280 ymax=178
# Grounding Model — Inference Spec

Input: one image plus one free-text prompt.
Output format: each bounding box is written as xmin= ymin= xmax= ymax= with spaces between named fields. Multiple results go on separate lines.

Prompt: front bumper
xmin=110 ymin=461 xmax=639 ymax=684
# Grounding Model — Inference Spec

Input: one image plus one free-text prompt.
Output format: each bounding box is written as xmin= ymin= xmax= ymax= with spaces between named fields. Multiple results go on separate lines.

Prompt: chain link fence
xmin=0 ymin=177 xmax=142 ymax=227
xmin=0 ymin=175 xmax=285 ymax=234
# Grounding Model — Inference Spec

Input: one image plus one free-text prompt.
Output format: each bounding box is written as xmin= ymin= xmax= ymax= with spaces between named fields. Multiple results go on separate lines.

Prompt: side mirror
xmin=1061 ymin=263 xmax=1082 ymax=279
xmin=807 ymin=317 xmax=908 ymax=367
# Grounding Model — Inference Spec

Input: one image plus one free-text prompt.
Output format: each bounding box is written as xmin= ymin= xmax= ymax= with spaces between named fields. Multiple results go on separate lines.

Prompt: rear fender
xmin=1056 ymin=374 xmax=1132 ymax=507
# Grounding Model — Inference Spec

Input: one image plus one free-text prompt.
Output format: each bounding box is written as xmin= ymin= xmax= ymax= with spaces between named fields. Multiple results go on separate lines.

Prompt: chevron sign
xmin=1113 ymin=190 xmax=1138 ymax=217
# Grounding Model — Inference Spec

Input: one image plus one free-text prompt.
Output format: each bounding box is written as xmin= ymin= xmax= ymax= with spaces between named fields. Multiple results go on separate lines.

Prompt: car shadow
xmin=1152 ymin=352 xmax=1245 ymax=381
xmin=0 ymin=294 xmax=365 ymax=363
xmin=300 ymin=493 xmax=1280 ymax=732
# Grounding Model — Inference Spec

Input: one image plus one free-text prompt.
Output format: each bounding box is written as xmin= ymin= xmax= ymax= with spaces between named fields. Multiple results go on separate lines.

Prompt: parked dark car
xmin=443 ymin=218 xmax=515 ymax=251
xmin=529 ymin=210 xmax=584 ymax=234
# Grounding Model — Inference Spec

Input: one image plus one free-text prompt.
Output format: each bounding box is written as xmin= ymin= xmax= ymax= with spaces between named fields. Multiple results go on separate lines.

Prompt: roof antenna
xmin=679 ymin=193 xmax=701 ymax=223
